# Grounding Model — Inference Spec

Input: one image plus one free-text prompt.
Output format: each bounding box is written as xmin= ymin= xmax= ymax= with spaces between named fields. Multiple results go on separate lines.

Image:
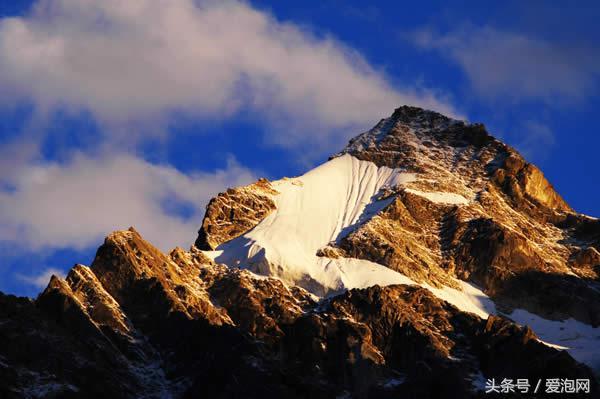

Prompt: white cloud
xmin=516 ymin=120 xmax=555 ymax=161
xmin=0 ymin=152 xmax=256 ymax=251
xmin=0 ymin=0 xmax=456 ymax=148
xmin=413 ymin=26 xmax=600 ymax=102
xmin=0 ymin=0 xmax=460 ymax=269
xmin=15 ymin=267 xmax=65 ymax=288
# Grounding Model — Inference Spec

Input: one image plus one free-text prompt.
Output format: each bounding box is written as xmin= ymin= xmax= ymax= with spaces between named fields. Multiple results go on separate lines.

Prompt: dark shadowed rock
xmin=4 ymin=227 xmax=597 ymax=398
xmin=2 ymin=106 xmax=599 ymax=398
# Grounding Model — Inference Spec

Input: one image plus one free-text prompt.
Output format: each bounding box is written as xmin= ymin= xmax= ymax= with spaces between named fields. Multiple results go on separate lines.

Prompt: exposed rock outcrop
xmin=325 ymin=106 xmax=600 ymax=326
xmin=2 ymin=106 xmax=599 ymax=398
xmin=194 ymin=178 xmax=277 ymax=250
xmin=3 ymin=227 xmax=597 ymax=398
xmin=338 ymin=190 xmax=459 ymax=288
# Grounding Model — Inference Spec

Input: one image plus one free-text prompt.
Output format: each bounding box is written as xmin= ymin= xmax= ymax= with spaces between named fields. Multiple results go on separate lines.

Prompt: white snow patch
xmin=212 ymin=153 xmax=600 ymax=371
xmin=429 ymin=285 xmax=600 ymax=370
xmin=212 ymin=154 xmax=500 ymax=316
xmin=201 ymin=250 xmax=223 ymax=261
xmin=215 ymin=154 xmax=415 ymax=295
xmin=505 ymin=308 xmax=600 ymax=370
xmin=427 ymin=284 xmax=600 ymax=370
xmin=428 ymin=280 xmax=496 ymax=319
xmin=405 ymin=188 xmax=469 ymax=205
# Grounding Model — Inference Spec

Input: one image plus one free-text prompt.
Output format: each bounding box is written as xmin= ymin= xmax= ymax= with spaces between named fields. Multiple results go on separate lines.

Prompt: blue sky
xmin=1 ymin=0 xmax=599 ymax=297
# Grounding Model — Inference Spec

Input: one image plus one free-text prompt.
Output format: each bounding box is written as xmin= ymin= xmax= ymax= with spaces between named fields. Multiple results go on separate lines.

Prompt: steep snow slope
xmin=213 ymin=154 xmax=416 ymax=295
xmin=208 ymin=153 xmax=600 ymax=369
xmin=211 ymin=154 xmax=491 ymax=317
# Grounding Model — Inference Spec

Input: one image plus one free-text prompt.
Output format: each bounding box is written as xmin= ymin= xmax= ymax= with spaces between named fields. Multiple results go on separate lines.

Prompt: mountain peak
xmin=339 ymin=105 xmax=488 ymax=157
xmin=336 ymin=106 xmax=570 ymax=215
xmin=3 ymin=107 xmax=599 ymax=398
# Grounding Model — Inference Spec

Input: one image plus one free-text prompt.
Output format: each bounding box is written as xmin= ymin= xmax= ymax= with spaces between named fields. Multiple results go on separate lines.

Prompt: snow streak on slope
xmin=404 ymin=188 xmax=469 ymax=205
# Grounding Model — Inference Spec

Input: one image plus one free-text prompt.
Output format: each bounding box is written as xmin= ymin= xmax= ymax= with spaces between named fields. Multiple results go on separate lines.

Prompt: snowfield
xmin=207 ymin=154 xmax=600 ymax=370
xmin=214 ymin=154 xmax=416 ymax=295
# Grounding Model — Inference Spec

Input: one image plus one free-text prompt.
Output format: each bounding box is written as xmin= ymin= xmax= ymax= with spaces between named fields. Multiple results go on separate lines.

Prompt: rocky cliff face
xmin=2 ymin=228 xmax=595 ymax=398
xmin=195 ymin=178 xmax=278 ymax=250
xmin=1 ymin=106 xmax=599 ymax=398
xmin=334 ymin=107 xmax=599 ymax=326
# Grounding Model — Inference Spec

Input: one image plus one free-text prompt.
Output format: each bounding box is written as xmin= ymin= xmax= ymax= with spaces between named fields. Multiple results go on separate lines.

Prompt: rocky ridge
xmin=1 ymin=106 xmax=599 ymax=398
xmin=334 ymin=107 xmax=599 ymax=326
xmin=2 ymin=227 xmax=596 ymax=398
xmin=195 ymin=178 xmax=278 ymax=250
xmin=195 ymin=106 xmax=600 ymax=326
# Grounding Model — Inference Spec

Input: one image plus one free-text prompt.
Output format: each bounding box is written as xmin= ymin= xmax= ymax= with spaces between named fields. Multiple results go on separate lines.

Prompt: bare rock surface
xmin=195 ymin=178 xmax=277 ymax=250
xmin=328 ymin=106 xmax=600 ymax=325
xmin=1 ymin=227 xmax=597 ymax=398
xmin=1 ymin=106 xmax=599 ymax=398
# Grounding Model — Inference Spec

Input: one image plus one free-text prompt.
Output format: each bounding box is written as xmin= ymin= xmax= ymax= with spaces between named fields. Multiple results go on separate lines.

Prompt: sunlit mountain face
xmin=1 ymin=107 xmax=598 ymax=397
xmin=1 ymin=1 xmax=599 ymax=398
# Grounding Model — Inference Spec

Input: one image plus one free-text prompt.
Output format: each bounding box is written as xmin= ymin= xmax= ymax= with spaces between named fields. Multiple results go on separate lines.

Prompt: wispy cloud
xmin=0 ymin=152 xmax=256 ymax=251
xmin=0 ymin=0 xmax=459 ymax=265
xmin=0 ymin=0 xmax=457 ymax=149
xmin=413 ymin=26 xmax=600 ymax=103
xmin=516 ymin=120 xmax=555 ymax=161
xmin=15 ymin=267 xmax=64 ymax=288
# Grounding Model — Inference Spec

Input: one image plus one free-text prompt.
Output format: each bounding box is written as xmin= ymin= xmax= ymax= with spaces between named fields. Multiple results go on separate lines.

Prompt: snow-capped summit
xmin=2 ymin=106 xmax=599 ymax=398
xmin=196 ymin=105 xmax=600 ymax=368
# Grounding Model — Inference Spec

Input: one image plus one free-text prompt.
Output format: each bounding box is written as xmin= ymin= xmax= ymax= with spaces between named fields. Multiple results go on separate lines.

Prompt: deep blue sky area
xmin=1 ymin=0 xmax=599 ymax=297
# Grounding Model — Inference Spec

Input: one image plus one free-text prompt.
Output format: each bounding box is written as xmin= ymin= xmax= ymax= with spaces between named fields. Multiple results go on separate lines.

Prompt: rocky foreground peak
xmin=1 ymin=106 xmax=599 ymax=398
